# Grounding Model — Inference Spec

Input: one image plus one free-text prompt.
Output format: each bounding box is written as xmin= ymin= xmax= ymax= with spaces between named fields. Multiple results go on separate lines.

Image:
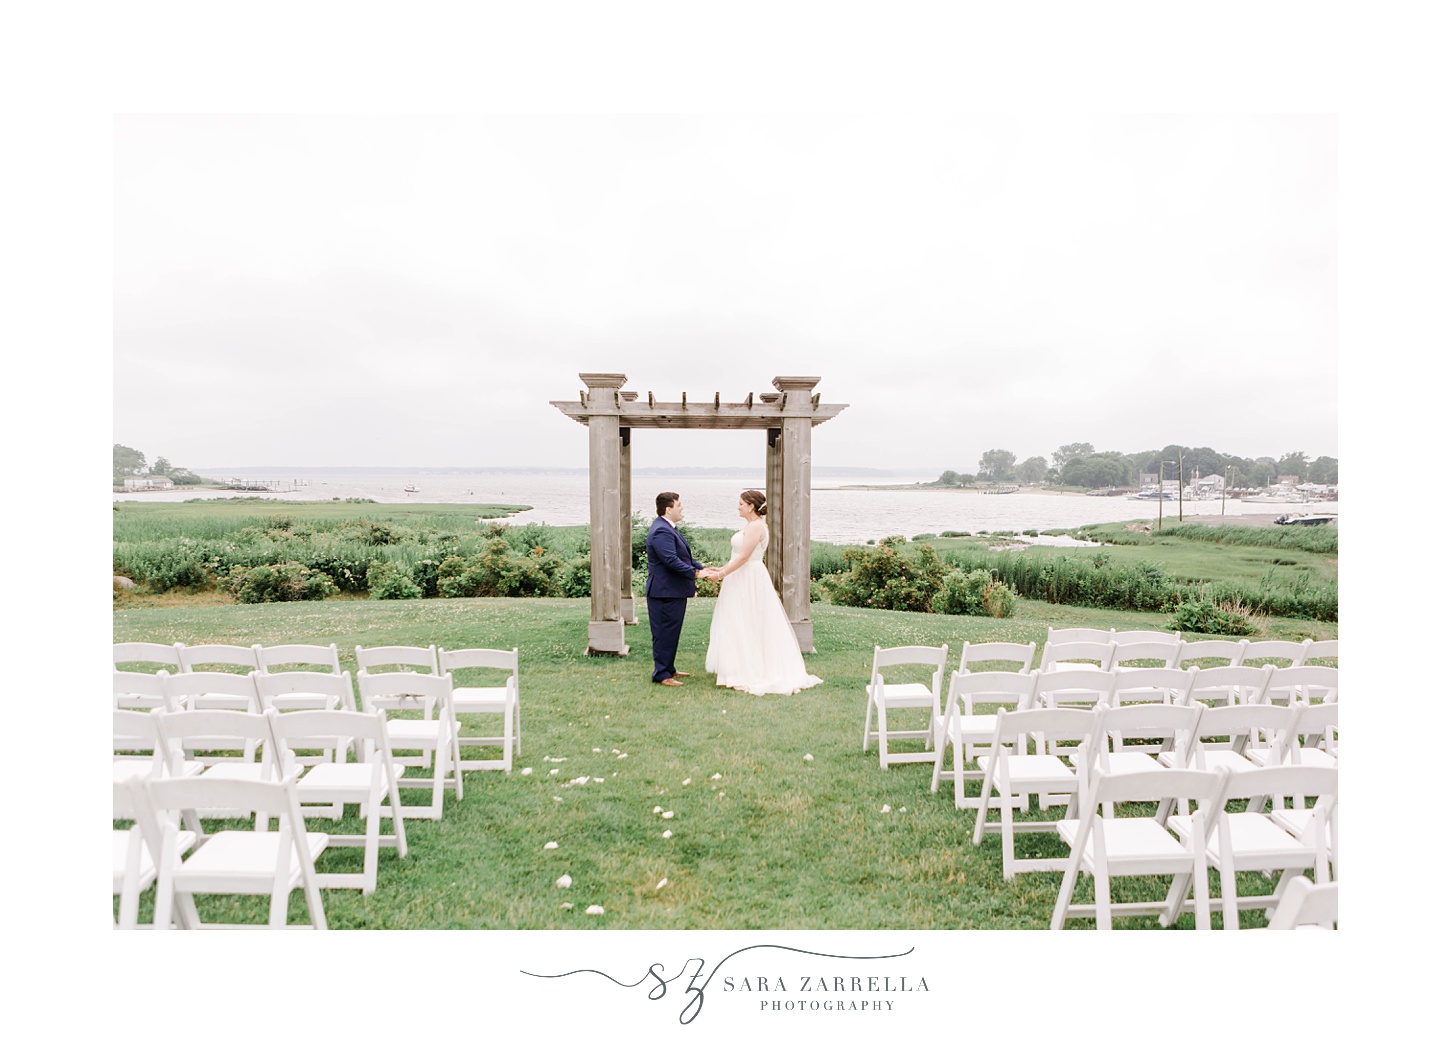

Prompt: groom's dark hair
xmin=655 ymin=492 xmax=680 ymax=516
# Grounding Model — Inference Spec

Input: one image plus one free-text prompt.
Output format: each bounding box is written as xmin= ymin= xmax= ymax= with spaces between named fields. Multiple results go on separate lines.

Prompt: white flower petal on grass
xmin=803 ymin=754 xmax=814 ymax=762
xmin=552 ymin=796 xmax=562 ymax=802
xmin=520 ymin=767 xmax=533 ymax=776
xmin=593 ymin=777 xmax=604 ymax=783
xmin=656 ymin=878 xmax=668 ymax=890
xmin=898 ymin=806 xmax=906 ymax=812
xmin=661 ymin=810 xmax=674 ymax=819
xmin=617 ymin=753 xmax=628 ymax=759
xmin=653 ymin=806 xmax=663 ymax=814
xmin=593 ymin=748 xmax=602 ymax=753
xmin=544 ymin=841 xmax=558 ymax=850
xmin=881 ymin=804 xmax=892 ymax=813
xmin=682 ymin=778 xmax=691 ymax=786
xmin=612 ymin=749 xmax=620 ymax=754
xmin=549 ymin=769 xmax=559 ymax=775
xmin=662 ymin=830 xmax=673 ymax=839
xmin=711 ymin=773 xmax=722 ymax=780
xmin=561 ymin=902 xmax=573 ymax=909
xmin=556 ymin=874 xmax=572 ymax=888
xmin=585 ymin=905 xmax=604 ymax=915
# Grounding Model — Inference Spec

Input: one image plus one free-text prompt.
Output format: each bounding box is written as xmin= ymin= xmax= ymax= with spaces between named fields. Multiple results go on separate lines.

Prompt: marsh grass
xmin=114 ymin=596 xmax=1333 ymax=929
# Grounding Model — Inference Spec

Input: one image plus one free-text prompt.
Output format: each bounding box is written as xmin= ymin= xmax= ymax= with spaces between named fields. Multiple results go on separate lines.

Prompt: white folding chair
xmin=255 ymin=642 xmax=343 ymax=675
xmin=1302 ymin=639 xmax=1338 ymax=667
xmin=356 ymin=671 xmax=462 ymax=819
xmin=1158 ymin=702 xmax=1300 ymax=774
xmin=1176 ymin=638 xmax=1249 ymax=670
xmin=135 ymin=775 xmax=330 ymax=929
xmin=1265 ymin=876 xmax=1337 ymax=930
xmin=162 ymin=669 xmax=261 ymax=714
xmin=971 ymin=706 xmax=1098 ymax=879
xmin=114 ymin=707 xmax=200 ymax=784
xmin=1166 ymin=764 xmax=1336 ymax=929
xmin=931 ymin=669 xmax=1039 ymax=808
xmin=1051 ymin=768 xmax=1229 ymax=930
xmin=177 ymin=643 xmax=263 ymax=674
xmin=862 ymin=645 xmax=949 ymax=769
xmin=1112 ymin=629 xmax=1182 ymax=645
xmin=1041 ymin=641 xmax=1114 ymax=672
xmin=266 ymin=709 xmax=409 ymax=893
xmin=1045 ymin=627 xmax=1113 ymax=645
xmin=253 ymin=671 xmax=358 ymax=766
xmin=957 ymin=641 xmax=1036 ymax=674
xmin=154 ymin=709 xmax=295 ymax=823
xmin=1109 ymin=666 xmax=1198 ymax=708
xmin=355 ymin=644 xmax=440 ymax=677
xmin=1109 ymin=639 xmax=1184 ymax=671
xmin=1239 ymin=639 xmax=1311 ymax=668
xmin=113 ymin=777 xmax=196 ymax=929
xmin=1184 ymin=664 xmax=1275 ymax=708
xmin=437 ymin=647 xmax=521 ymax=772
xmin=1071 ymin=702 xmax=1202 ymax=785
xmin=1034 ymin=669 xmax=1115 ymax=770
xmin=114 ymin=641 xmax=185 ymax=673
xmin=1261 ymin=665 xmax=1338 ymax=707
xmin=114 ymin=668 xmax=179 ymax=712
xmin=1250 ymin=702 xmax=1337 ymax=771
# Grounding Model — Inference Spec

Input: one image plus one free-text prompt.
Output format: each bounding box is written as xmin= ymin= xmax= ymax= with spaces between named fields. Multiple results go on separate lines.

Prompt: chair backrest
xmin=1112 ymin=629 xmax=1181 ymax=644
xmin=1176 ymin=639 xmax=1248 ymax=668
xmin=1109 ymin=666 xmax=1197 ymax=706
xmin=869 ymin=645 xmax=948 ymax=694
xmin=1302 ymin=639 xmax=1338 ymax=666
xmin=114 ymin=708 xmax=174 ymax=775
xmin=958 ymin=641 xmax=1036 ymax=673
xmin=1045 ymin=627 xmax=1112 ymax=646
xmin=1184 ymin=702 xmax=1299 ymax=764
xmin=1217 ymin=763 xmax=1337 ymax=818
xmin=1277 ymin=702 xmax=1338 ymax=761
xmin=177 ymin=643 xmax=262 ymax=674
xmin=252 ymin=670 xmax=357 ymax=713
xmin=162 ymin=670 xmax=261 ymax=713
xmin=1081 ymin=765 xmax=1228 ymax=816
xmin=154 ymin=709 xmax=282 ymax=773
xmin=1083 ymin=702 xmax=1202 ymax=766
xmin=990 ymin=705 xmax=1098 ymax=748
xmin=1035 ymin=668 xmax=1115 ymax=708
xmin=114 ymin=669 xmax=178 ymax=712
xmin=355 ymin=644 xmax=440 ymax=675
xmin=1261 ymin=666 xmax=1339 ymax=706
xmin=1267 ymin=877 xmax=1337 ymax=929
xmin=1041 ymin=641 xmax=1114 ymax=671
xmin=114 ymin=641 xmax=184 ymax=673
xmin=1109 ymin=640 xmax=1184 ymax=669
xmin=357 ymin=670 xmax=453 ymax=720
xmin=438 ymin=646 xmax=519 ymax=672
xmin=265 ymin=708 xmax=393 ymax=770
xmin=1240 ymin=639 xmax=1310 ymax=668
xmin=255 ymin=643 xmax=342 ymax=674
xmin=1187 ymin=664 xmax=1275 ymax=706
xmin=946 ymin=669 xmax=1038 ymax=717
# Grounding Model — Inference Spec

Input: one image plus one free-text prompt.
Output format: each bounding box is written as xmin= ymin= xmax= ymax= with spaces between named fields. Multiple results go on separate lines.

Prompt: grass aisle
xmin=114 ymin=597 xmax=1334 ymax=929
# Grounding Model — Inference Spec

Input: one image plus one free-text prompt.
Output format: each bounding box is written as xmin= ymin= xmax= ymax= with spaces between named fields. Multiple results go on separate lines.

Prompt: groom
xmin=645 ymin=492 xmax=716 ymax=686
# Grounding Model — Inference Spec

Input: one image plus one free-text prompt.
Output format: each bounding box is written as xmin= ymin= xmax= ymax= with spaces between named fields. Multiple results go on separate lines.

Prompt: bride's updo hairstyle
xmin=741 ymin=489 xmax=767 ymax=517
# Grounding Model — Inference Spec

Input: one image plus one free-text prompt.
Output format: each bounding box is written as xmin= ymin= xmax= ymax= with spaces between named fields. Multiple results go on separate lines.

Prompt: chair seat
xmin=385 ymin=719 xmax=459 ymax=743
xmin=944 ymin=714 xmax=1001 ymax=743
xmin=984 ymin=754 xmax=1076 ymax=787
xmin=1167 ymin=813 xmax=1312 ymax=865
xmin=451 ymin=686 xmax=513 ymax=712
xmin=297 ymin=762 xmax=406 ymax=794
xmin=1068 ymin=751 xmax=1160 ymax=774
xmin=113 ymin=829 xmax=198 ymax=887
xmin=177 ymin=830 xmax=330 ymax=886
xmin=1157 ymin=749 xmax=1254 ymax=771
xmin=1269 ymin=808 xmax=1316 ymax=838
xmin=867 ymin=682 xmax=936 ymax=708
xmin=1054 ymin=818 xmax=1190 ymax=864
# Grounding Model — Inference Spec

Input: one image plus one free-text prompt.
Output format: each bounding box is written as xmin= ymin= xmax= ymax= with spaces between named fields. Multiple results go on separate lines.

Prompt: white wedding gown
xmin=706 ymin=529 xmax=823 ymax=696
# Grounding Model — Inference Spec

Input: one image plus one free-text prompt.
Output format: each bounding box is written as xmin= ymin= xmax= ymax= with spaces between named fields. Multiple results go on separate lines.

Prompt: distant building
xmin=1277 ymin=475 xmax=1299 ymax=487
xmin=122 ymin=476 xmax=174 ymax=490
xmin=1193 ymin=474 xmax=1225 ymax=494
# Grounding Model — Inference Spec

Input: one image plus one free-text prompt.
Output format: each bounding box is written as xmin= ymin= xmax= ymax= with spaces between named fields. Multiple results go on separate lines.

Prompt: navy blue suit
xmin=645 ymin=517 xmax=704 ymax=683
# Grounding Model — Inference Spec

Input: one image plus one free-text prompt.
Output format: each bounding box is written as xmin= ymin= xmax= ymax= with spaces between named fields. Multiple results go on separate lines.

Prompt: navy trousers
xmin=647 ymin=596 xmax=689 ymax=682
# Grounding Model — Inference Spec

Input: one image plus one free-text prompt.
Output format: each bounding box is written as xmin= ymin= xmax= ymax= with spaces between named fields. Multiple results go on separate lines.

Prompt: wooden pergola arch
xmin=551 ymin=373 xmax=848 ymax=656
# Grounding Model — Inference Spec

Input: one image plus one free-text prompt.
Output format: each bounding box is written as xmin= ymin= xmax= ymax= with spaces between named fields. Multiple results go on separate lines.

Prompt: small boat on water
xmin=403 ymin=484 xmax=418 ymax=493
xmin=1273 ymin=513 xmax=1336 ymax=526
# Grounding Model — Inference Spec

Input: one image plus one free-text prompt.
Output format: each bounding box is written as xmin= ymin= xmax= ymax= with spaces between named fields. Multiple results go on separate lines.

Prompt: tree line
xmin=114 ymin=443 xmax=204 ymax=486
xmin=935 ymin=443 xmax=1338 ymax=490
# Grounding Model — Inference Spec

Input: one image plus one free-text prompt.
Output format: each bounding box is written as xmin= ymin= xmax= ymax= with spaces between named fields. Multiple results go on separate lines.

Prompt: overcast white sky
xmin=114 ymin=113 xmax=1335 ymax=472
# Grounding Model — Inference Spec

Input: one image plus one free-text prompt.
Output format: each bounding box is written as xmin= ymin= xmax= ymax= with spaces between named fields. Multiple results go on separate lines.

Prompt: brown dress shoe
xmin=660 ymin=677 xmax=685 ymax=686
xmin=672 ymin=671 xmax=691 ymax=678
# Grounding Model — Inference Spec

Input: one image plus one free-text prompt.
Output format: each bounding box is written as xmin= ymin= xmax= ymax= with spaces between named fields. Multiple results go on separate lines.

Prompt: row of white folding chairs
xmin=932 ymin=670 xmax=1339 ymax=809
xmin=947 ymin=702 xmax=1337 ymax=928
xmin=115 ymin=771 xmax=332 ymax=929
xmin=865 ymin=642 xmax=1336 ymax=771
xmin=115 ymin=642 xmax=521 ymax=772
xmin=114 ymin=705 xmax=410 ymax=921
xmin=1045 ymin=629 xmax=1338 ymax=669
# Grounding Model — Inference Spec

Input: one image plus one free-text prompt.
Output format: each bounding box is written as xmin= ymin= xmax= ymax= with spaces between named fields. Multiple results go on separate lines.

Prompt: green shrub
xmin=434 ymin=538 xmax=562 ymax=598
xmin=822 ymin=536 xmax=945 ymax=613
xmin=982 ymin=581 xmax=1018 ymax=618
xmin=559 ymin=557 xmax=593 ymax=598
xmin=1171 ymin=592 xmax=1261 ymax=635
xmin=366 ymin=560 xmax=423 ymax=600
xmin=411 ymin=557 xmax=441 ymax=597
xmin=912 ymin=532 xmax=937 ymax=542
xmin=224 ymin=562 xmax=337 ymax=603
xmin=933 ymin=567 xmax=1018 ymax=617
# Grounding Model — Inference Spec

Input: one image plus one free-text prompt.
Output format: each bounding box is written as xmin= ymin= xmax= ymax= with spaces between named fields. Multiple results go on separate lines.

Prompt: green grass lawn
xmin=113 ymin=595 xmax=1336 ymax=930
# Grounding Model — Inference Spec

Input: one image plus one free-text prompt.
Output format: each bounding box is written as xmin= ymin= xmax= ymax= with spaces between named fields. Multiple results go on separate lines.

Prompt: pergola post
xmin=583 ymin=373 xmax=628 ymax=656
xmin=551 ymin=373 xmax=845 ymax=655
xmin=774 ymin=376 xmax=818 ymax=652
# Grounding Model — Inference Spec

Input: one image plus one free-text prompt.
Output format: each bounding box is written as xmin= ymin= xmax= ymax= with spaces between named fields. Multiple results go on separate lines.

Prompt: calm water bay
xmin=114 ymin=471 xmax=1338 ymax=545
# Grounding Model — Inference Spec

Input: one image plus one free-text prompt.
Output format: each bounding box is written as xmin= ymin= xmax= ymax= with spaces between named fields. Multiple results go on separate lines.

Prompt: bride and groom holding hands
xmin=645 ymin=490 xmax=822 ymax=696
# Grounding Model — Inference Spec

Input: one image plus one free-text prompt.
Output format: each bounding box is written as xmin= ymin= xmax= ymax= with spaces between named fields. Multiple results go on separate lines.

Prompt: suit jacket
xmin=645 ymin=517 xmax=703 ymax=599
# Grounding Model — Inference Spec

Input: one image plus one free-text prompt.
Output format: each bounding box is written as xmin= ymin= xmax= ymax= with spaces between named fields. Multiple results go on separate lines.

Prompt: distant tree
xmin=150 ymin=456 xmax=172 ymax=476
xmin=1249 ymin=458 xmax=1278 ymax=487
xmin=1051 ymin=442 xmax=1095 ymax=470
xmin=1277 ymin=451 xmax=1310 ymax=480
xmin=1307 ymin=456 xmax=1338 ymax=484
xmin=114 ymin=444 xmax=146 ymax=479
xmin=936 ymin=469 xmax=962 ymax=487
xmin=1062 ymin=452 xmax=1132 ymax=489
xmin=1183 ymin=446 xmax=1225 ymax=479
xmin=1017 ymin=456 xmax=1048 ymax=484
xmin=169 ymin=468 xmax=204 ymax=486
xmin=979 ymin=449 xmax=1017 ymax=482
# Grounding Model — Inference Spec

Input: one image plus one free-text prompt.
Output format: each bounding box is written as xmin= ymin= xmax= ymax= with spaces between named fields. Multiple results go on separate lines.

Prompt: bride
xmin=704 ymin=490 xmax=823 ymax=696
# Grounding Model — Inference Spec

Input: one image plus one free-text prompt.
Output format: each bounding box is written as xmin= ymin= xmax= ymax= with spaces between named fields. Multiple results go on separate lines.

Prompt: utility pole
xmin=1178 ymin=448 xmax=1184 ymax=523
xmin=1158 ymin=459 xmax=1164 ymax=530
xmin=1223 ymin=464 xmax=1232 ymax=516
